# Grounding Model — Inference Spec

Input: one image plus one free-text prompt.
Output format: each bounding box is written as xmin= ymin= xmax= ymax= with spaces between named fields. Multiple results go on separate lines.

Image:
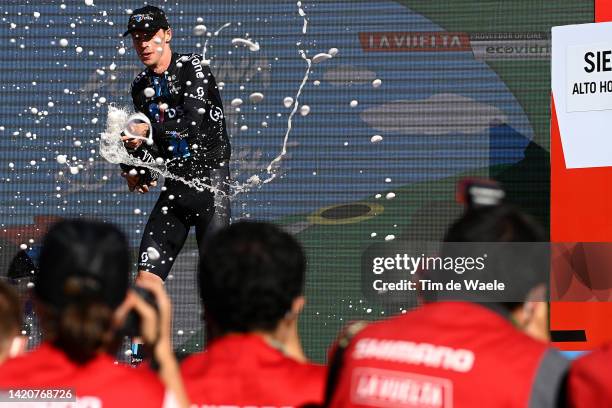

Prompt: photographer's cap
xmin=123 ymin=5 xmax=170 ymax=37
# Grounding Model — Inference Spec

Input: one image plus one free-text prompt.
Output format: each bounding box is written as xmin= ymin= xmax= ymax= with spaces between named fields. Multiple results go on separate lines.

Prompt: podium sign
xmin=552 ymin=22 xmax=612 ymax=168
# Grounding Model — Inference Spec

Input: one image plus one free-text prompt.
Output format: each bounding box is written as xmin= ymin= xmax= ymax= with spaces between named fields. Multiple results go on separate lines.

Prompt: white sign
xmin=552 ymin=22 xmax=612 ymax=168
xmin=567 ymin=42 xmax=612 ymax=112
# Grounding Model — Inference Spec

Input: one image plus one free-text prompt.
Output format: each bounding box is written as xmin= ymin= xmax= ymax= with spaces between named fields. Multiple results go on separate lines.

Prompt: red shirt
xmin=0 ymin=342 xmax=172 ymax=407
xmin=181 ymin=333 xmax=326 ymax=408
xmin=328 ymin=302 xmax=568 ymax=408
xmin=568 ymin=342 xmax=612 ymax=407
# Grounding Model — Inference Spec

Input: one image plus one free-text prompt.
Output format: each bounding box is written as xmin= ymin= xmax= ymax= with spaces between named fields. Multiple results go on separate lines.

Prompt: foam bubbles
xmin=249 ymin=92 xmax=264 ymax=103
xmin=299 ymin=105 xmax=310 ymax=116
xmin=371 ymin=135 xmax=383 ymax=143
xmin=231 ymin=38 xmax=260 ymax=52
xmin=372 ymin=79 xmax=382 ymax=88
xmin=247 ymin=175 xmax=261 ymax=185
xmin=59 ymin=38 xmax=69 ymax=47
xmin=144 ymin=87 xmax=155 ymax=98
xmin=283 ymin=97 xmax=294 ymax=108
xmin=193 ymin=25 xmax=207 ymax=36
xmin=312 ymin=53 xmax=332 ymax=64
xmin=386 ymin=192 xmax=396 ymax=199
xmin=146 ymin=246 xmax=160 ymax=261
xmin=350 ymin=100 xmax=358 ymax=108
xmin=230 ymin=98 xmax=243 ymax=107
xmin=385 ymin=235 xmax=395 ymax=241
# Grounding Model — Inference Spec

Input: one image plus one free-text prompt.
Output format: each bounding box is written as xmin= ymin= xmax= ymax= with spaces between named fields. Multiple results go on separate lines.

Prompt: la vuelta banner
xmin=550 ymin=0 xmax=612 ymax=351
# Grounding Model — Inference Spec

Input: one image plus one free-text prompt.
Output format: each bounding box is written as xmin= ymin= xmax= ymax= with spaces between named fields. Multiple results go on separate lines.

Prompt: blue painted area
xmin=489 ymin=124 xmax=530 ymax=166
xmin=562 ymin=350 xmax=588 ymax=360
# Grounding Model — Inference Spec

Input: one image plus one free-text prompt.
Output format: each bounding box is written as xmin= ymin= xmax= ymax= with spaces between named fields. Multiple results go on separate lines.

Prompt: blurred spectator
xmin=568 ymin=343 xmax=612 ymax=407
xmin=0 ymin=280 xmax=26 ymax=363
xmin=0 ymin=219 xmax=187 ymax=408
xmin=181 ymin=221 xmax=326 ymax=407
xmin=326 ymin=204 xmax=568 ymax=408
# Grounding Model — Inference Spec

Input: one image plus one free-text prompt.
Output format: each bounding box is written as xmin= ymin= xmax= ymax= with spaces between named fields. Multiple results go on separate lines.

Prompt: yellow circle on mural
xmin=307 ymin=202 xmax=384 ymax=225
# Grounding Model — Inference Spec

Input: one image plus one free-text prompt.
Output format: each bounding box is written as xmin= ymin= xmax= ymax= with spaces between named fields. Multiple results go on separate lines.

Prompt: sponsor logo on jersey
xmin=190 ymin=55 xmax=206 ymax=79
xmin=209 ymin=106 xmax=224 ymax=122
xmin=353 ymin=338 xmax=475 ymax=373
xmin=351 ymin=368 xmax=453 ymax=408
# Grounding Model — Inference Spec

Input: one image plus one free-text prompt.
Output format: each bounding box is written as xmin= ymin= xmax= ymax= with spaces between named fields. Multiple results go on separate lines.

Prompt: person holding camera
xmin=0 ymin=220 xmax=187 ymax=408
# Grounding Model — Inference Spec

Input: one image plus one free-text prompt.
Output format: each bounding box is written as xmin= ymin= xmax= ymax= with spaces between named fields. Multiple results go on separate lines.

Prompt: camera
xmin=120 ymin=286 xmax=158 ymax=338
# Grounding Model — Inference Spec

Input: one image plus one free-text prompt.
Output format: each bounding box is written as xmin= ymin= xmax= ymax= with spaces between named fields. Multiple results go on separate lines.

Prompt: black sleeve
xmin=149 ymin=57 xmax=218 ymax=144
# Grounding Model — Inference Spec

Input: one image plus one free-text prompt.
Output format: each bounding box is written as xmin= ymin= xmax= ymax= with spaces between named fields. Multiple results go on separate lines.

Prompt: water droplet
xmin=249 ymin=92 xmax=264 ymax=103
xmin=193 ymin=25 xmax=207 ymax=36
xmin=146 ymin=247 xmax=160 ymax=261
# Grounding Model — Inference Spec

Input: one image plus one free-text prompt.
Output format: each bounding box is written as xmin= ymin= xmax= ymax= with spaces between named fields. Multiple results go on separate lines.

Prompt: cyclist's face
xmin=131 ymin=29 xmax=167 ymax=67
